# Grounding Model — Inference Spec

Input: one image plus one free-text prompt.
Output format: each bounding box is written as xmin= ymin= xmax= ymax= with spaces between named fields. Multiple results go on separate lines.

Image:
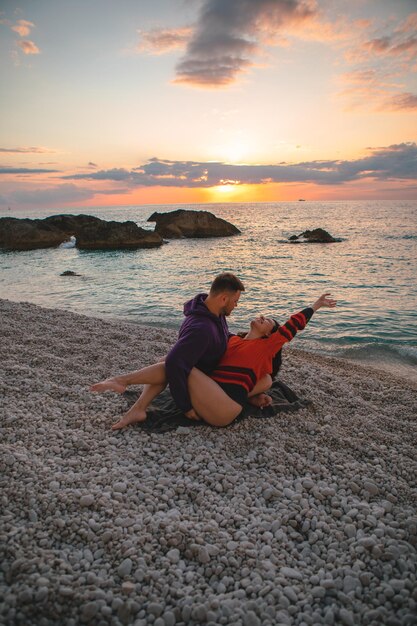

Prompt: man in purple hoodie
xmin=165 ymin=273 xmax=245 ymax=419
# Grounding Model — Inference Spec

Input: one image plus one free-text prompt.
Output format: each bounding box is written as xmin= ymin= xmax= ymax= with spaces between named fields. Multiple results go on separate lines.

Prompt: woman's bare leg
xmin=187 ymin=368 xmax=242 ymax=427
xmin=248 ymin=375 xmax=273 ymax=408
xmin=112 ymin=383 xmax=166 ymax=430
xmin=89 ymin=363 xmax=167 ymax=393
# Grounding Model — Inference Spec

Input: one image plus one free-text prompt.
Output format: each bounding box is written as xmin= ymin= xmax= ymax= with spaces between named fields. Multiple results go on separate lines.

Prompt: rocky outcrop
xmin=147 ymin=209 xmax=240 ymax=238
xmin=43 ymin=215 xmax=163 ymax=250
xmin=0 ymin=214 xmax=163 ymax=251
xmin=288 ymin=228 xmax=341 ymax=243
xmin=0 ymin=218 xmax=66 ymax=250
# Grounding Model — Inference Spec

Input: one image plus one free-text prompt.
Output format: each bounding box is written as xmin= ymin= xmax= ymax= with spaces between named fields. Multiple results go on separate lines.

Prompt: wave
xmin=300 ymin=337 xmax=417 ymax=377
xmin=336 ymin=342 xmax=417 ymax=366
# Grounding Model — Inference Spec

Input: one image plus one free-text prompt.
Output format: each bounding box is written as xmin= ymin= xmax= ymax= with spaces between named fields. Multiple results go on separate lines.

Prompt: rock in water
xmin=147 ymin=209 xmax=240 ymax=238
xmin=288 ymin=228 xmax=341 ymax=243
xmin=0 ymin=217 xmax=67 ymax=250
xmin=0 ymin=214 xmax=163 ymax=251
xmin=44 ymin=214 xmax=163 ymax=250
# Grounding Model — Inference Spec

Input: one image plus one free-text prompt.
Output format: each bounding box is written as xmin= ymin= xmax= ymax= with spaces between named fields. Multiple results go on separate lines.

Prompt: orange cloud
xmin=17 ymin=40 xmax=40 ymax=55
xmin=395 ymin=12 xmax=417 ymax=34
xmin=11 ymin=19 xmax=34 ymax=37
xmin=380 ymin=92 xmax=417 ymax=112
xmin=137 ymin=27 xmax=192 ymax=55
xmin=337 ymin=10 xmax=417 ymax=112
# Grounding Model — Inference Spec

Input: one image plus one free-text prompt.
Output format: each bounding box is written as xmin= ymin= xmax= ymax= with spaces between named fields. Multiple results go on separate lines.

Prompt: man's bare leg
xmin=112 ymin=383 xmax=166 ymax=430
xmin=248 ymin=375 xmax=273 ymax=408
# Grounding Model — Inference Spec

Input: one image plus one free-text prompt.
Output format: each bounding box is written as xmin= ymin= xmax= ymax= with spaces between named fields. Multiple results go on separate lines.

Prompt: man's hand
xmin=312 ymin=293 xmax=337 ymax=311
xmin=185 ymin=408 xmax=201 ymax=421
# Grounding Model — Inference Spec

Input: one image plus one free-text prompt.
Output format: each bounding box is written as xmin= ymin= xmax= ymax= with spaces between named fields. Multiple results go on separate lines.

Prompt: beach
xmin=1 ymin=297 xmax=416 ymax=625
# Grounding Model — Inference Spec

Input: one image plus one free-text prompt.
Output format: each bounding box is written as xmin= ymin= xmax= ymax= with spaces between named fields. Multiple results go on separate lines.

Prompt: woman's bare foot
xmin=89 ymin=378 xmax=126 ymax=394
xmin=112 ymin=407 xmax=147 ymax=430
xmin=248 ymin=393 xmax=273 ymax=408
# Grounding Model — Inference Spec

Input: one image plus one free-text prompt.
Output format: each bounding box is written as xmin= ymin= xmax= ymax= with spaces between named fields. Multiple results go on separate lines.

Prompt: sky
xmin=1 ymin=0 xmax=416 ymax=209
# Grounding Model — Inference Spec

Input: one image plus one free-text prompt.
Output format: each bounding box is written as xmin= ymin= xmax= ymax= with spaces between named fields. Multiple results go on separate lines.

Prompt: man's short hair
xmin=209 ymin=272 xmax=245 ymax=295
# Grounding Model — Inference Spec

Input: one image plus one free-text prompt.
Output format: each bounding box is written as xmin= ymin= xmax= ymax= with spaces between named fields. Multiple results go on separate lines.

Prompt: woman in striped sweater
xmin=90 ymin=293 xmax=336 ymax=428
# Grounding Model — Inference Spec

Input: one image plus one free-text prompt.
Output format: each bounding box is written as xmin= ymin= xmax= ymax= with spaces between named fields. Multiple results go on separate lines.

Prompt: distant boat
xmin=298 ymin=198 xmax=306 ymax=201
xmin=59 ymin=235 xmax=76 ymax=249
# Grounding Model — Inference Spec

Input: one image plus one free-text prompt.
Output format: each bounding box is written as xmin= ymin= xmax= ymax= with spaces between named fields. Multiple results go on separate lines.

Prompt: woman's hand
xmin=312 ymin=293 xmax=337 ymax=311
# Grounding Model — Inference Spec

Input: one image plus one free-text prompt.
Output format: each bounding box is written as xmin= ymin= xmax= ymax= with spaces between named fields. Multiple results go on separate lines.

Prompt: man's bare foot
xmin=248 ymin=393 xmax=273 ymax=408
xmin=89 ymin=378 xmax=126 ymax=394
xmin=112 ymin=407 xmax=147 ymax=430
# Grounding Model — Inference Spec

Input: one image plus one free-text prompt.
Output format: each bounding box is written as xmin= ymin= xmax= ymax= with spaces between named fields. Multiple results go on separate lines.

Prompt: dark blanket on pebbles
xmin=123 ymin=380 xmax=310 ymax=433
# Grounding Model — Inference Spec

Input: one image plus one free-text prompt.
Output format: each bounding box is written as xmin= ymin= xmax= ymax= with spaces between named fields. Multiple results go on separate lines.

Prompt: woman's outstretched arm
xmin=267 ymin=293 xmax=337 ymax=353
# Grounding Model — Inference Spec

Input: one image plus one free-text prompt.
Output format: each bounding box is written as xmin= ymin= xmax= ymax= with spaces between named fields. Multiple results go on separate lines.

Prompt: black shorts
xmin=217 ymin=382 xmax=248 ymax=409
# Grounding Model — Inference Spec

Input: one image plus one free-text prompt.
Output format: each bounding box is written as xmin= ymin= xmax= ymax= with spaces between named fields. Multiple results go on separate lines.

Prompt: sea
xmin=1 ymin=201 xmax=416 ymax=383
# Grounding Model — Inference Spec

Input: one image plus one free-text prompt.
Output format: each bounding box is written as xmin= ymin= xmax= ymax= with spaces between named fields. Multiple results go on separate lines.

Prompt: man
xmin=165 ymin=272 xmax=244 ymax=420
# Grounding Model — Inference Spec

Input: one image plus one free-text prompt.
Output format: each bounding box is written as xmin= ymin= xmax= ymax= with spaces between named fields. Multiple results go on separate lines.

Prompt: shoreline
xmin=3 ymin=295 xmax=417 ymax=387
xmin=1 ymin=298 xmax=416 ymax=625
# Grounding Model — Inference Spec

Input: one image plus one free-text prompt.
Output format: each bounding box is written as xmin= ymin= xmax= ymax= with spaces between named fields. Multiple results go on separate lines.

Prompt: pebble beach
xmin=1 ymin=297 xmax=416 ymax=626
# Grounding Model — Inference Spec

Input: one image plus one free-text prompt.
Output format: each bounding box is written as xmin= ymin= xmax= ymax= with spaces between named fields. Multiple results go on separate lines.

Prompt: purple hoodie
xmin=165 ymin=293 xmax=230 ymax=413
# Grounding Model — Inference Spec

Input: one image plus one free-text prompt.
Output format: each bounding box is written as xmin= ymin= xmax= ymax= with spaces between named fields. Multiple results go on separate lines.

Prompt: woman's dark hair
xmin=209 ymin=273 xmax=245 ymax=295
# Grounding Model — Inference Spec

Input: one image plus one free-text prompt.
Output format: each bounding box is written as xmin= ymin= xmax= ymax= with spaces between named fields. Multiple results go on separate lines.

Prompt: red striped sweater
xmin=211 ymin=308 xmax=314 ymax=392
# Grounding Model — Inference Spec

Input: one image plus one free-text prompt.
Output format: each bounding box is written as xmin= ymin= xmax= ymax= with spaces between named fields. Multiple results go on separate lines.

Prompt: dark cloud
xmin=67 ymin=168 xmax=131 ymax=181
xmin=62 ymin=143 xmax=417 ymax=188
xmin=173 ymin=0 xmax=318 ymax=87
xmin=0 ymin=147 xmax=56 ymax=154
xmin=0 ymin=167 xmax=59 ymax=174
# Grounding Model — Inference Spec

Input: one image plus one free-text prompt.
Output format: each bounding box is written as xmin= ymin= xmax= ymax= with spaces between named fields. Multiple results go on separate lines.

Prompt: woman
xmin=90 ymin=293 xmax=336 ymax=428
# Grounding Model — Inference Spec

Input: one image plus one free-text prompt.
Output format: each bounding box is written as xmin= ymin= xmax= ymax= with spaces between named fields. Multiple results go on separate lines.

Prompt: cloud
xmin=365 ymin=34 xmax=417 ymax=60
xmin=2 ymin=183 xmax=130 ymax=206
xmin=339 ymin=11 xmax=417 ymax=108
xmin=173 ymin=0 xmax=319 ymax=87
xmin=137 ymin=27 xmax=192 ymax=54
xmin=1 ymin=16 xmax=41 ymax=57
xmin=361 ymin=13 xmax=417 ymax=63
xmin=0 ymin=146 xmax=56 ymax=154
xmin=7 ymin=184 xmax=95 ymax=205
xmin=67 ymin=167 xmax=132 ymax=181
xmin=17 ymin=40 xmax=40 ymax=55
xmin=11 ymin=19 xmax=34 ymax=37
xmin=0 ymin=167 xmax=59 ymax=174
xmin=336 ymin=68 xmax=398 ymax=110
xmin=381 ymin=92 xmax=417 ymax=111
xmin=62 ymin=143 xmax=417 ymax=188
